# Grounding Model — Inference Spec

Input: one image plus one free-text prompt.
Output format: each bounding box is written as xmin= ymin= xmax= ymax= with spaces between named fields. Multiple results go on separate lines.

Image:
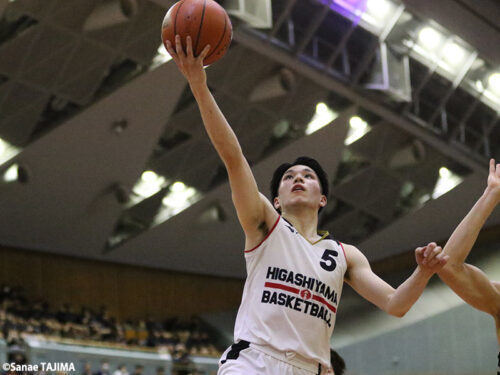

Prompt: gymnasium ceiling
xmin=0 ymin=0 xmax=499 ymax=278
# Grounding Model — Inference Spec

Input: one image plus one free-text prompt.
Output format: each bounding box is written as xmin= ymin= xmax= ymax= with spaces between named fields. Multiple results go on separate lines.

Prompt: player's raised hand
xmin=415 ymin=242 xmax=449 ymax=274
xmin=486 ymin=158 xmax=500 ymax=202
xmin=164 ymin=35 xmax=211 ymax=88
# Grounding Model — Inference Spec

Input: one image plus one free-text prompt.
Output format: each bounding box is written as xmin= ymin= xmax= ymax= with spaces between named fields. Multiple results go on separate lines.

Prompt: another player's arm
xmin=344 ymin=243 xmax=447 ymax=317
xmin=441 ymin=264 xmax=500 ymax=316
xmin=438 ymin=159 xmax=500 ymax=316
xmin=165 ymin=36 xmax=277 ymax=247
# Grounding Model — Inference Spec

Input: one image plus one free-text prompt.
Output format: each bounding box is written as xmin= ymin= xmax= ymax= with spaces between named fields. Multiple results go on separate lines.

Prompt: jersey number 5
xmin=320 ymin=249 xmax=338 ymax=272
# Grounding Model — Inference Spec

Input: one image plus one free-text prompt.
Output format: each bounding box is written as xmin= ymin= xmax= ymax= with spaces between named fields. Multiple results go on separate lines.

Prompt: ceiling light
xmin=171 ymin=181 xmax=186 ymax=193
xmin=345 ymin=116 xmax=371 ymax=145
xmin=366 ymin=0 xmax=392 ymax=19
xmin=418 ymin=27 xmax=443 ymax=50
xmin=488 ymin=72 xmax=500 ymax=94
xmin=331 ymin=0 xmax=367 ymax=15
xmin=305 ymin=102 xmax=338 ymax=135
xmin=150 ymin=44 xmax=173 ymax=69
xmin=317 ymin=103 xmax=328 ymax=114
xmin=133 ymin=171 xmax=167 ymax=200
xmin=442 ymin=42 xmax=466 ymax=65
xmin=141 ymin=170 xmax=158 ymax=183
xmin=432 ymin=167 xmax=463 ymax=199
xmin=3 ymin=164 xmax=18 ymax=183
xmin=327 ymin=0 xmax=401 ymax=35
xmin=0 ymin=138 xmax=21 ymax=166
xmin=152 ymin=181 xmax=202 ymax=225
xmin=162 ymin=186 xmax=197 ymax=209
xmin=349 ymin=116 xmax=367 ymax=129
xmin=157 ymin=44 xmax=173 ymax=62
xmin=439 ymin=166 xmax=450 ymax=178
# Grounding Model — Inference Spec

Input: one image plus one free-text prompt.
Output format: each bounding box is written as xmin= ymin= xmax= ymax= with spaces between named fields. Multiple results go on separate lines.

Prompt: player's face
xmin=275 ymin=165 xmax=326 ymax=212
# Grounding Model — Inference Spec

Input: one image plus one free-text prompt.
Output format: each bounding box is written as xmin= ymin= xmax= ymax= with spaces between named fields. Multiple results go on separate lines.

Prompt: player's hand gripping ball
xmin=161 ymin=0 xmax=233 ymax=66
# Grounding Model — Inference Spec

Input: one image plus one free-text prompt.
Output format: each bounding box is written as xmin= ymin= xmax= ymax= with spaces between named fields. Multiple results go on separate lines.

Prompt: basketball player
xmin=329 ymin=350 xmax=345 ymax=375
xmin=438 ymin=159 xmax=500 ymax=373
xmin=165 ymin=36 xmax=448 ymax=375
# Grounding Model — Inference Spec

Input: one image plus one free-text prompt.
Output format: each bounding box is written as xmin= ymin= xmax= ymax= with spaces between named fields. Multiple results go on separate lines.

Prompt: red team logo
xmin=300 ymin=289 xmax=312 ymax=300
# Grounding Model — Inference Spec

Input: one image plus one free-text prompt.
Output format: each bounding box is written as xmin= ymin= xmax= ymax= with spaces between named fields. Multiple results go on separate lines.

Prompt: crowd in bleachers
xmin=86 ymin=361 xmax=205 ymax=375
xmin=0 ymin=284 xmax=220 ymax=359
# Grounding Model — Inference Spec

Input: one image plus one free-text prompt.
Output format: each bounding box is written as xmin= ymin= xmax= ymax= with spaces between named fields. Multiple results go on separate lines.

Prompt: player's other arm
xmin=165 ymin=36 xmax=277 ymax=247
xmin=344 ymin=243 xmax=447 ymax=317
xmin=441 ymin=263 xmax=500 ymax=316
xmin=438 ymin=159 xmax=500 ymax=316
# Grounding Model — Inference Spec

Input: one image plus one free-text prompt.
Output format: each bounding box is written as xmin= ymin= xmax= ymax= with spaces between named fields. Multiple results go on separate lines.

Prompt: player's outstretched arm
xmin=165 ymin=36 xmax=277 ymax=247
xmin=441 ymin=159 xmax=500 ymax=265
xmin=344 ymin=243 xmax=447 ymax=317
xmin=441 ymin=263 xmax=500 ymax=316
xmin=438 ymin=159 xmax=500 ymax=316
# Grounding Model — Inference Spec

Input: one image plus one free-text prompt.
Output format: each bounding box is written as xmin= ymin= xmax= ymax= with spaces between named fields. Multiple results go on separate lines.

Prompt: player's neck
xmin=281 ymin=208 xmax=319 ymax=242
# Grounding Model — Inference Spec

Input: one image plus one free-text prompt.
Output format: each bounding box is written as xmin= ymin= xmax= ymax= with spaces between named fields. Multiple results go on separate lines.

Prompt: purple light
xmin=319 ymin=0 xmax=367 ymax=25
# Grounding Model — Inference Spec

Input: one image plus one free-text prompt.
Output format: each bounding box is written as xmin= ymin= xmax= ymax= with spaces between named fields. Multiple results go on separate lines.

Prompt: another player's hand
xmin=415 ymin=242 xmax=448 ymax=274
xmin=486 ymin=158 xmax=500 ymax=203
xmin=164 ymin=35 xmax=211 ymax=88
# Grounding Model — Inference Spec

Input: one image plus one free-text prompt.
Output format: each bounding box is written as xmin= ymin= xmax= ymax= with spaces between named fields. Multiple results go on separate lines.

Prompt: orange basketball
xmin=161 ymin=0 xmax=232 ymax=66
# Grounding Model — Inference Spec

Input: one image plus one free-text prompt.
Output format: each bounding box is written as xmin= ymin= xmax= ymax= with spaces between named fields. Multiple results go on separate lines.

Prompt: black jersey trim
xmin=220 ymin=340 xmax=250 ymax=364
xmin=282 ymin=217 xmax=332 ymax=245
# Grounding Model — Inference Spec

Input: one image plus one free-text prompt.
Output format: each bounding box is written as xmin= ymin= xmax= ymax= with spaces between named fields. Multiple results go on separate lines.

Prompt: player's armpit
xmin=439 ymin=263 xmax=500 ymax=317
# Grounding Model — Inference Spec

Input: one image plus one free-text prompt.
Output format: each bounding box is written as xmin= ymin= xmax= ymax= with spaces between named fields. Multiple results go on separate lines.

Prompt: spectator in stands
xmin=130 ymin=365 xmax=143 ymax=375
xmin=146 ymin=329 xmax=161 ymax=347
xmin=5 ymin=328 xmax=21 ymax=346
xmin=81 ymin=362 xmax=93 ymax=375
xmin=113 ymin=364 xmax=128 ymax=375
xmin=187 ymin=316 xmax=203 ymax=332
xmin=0 ymin=283 xmax=222 ymax=358
xmin=94 ymin=360 xmax=110 ymax=375
xmin=171 ymin=344 xmax=193 ymax=375
xmin=5 ymin=351 xmax=28 ymax=375
xmin=155 ymin=367 xmax=165 ymax=375
xmin=136 ymin=320 xmax=148 ymax=346
xmin=56 ymin=304 xmax=76 ymax=324
xmin=146 ymin=316 xmax=163 ymax=333
xmin=163 ymin=331 xmax=179 ymax=354
xmin=124 ymin=320 xmax=137 ymax=345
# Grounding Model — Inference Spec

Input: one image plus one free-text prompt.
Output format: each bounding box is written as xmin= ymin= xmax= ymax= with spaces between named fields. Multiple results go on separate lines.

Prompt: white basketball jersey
xmin=234 ymin=216 xmax=347 ymax=368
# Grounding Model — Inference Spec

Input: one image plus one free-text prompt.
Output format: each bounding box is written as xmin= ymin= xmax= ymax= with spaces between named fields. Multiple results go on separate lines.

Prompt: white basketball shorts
xmin=218 ymin=341 xmax=334 ymax=375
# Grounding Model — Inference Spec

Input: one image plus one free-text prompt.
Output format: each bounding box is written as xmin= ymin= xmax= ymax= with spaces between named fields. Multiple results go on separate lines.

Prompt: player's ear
xmin=273 ymin=197 xmax=280 ymax=210
xmin=319 ymin=195 xmax=327 ymax=208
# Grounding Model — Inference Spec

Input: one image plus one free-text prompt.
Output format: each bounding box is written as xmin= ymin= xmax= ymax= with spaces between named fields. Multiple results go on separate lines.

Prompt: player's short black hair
xmin=270 ymin=156 xmax=329 ymax=212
